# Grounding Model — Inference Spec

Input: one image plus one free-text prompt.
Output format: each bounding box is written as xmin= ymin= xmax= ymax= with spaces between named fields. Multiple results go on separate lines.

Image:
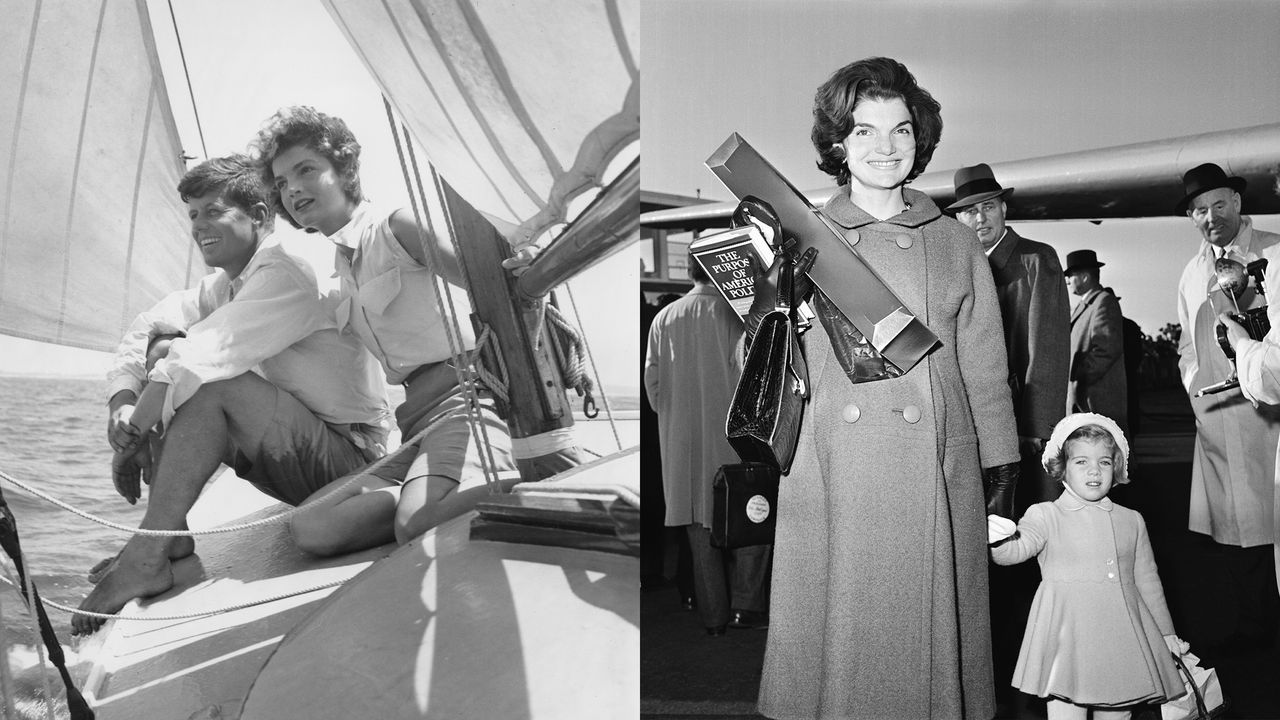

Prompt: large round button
xmin=1107 ymin=572 xmax=1116 ymax=580
xmin=845 ymin=228 xmax=860 ymax=246
xmin=842 ymin=404 xmax=861 ymax=423
xmin=894 ymin=233 xmax=913 ymax=249
xmin=901 ymin=405 xmax=921 ymax=424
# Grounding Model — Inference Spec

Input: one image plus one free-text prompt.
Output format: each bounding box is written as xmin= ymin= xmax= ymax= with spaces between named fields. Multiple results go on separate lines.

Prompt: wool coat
xmin=1176 ymin=217 xmax=1280 ymax=547
xmin=757 ymin=189 xmax=1019 ymax=720
xmin=644 ymin=283 xmax=745 ymax=527
xmin=988 ymin=228 xmax=1070 ymax=441
xmin=1068 ymin=288 xmax=1128 ymax=433
xmin=991 ymin=494 xmax=1183 ymax=706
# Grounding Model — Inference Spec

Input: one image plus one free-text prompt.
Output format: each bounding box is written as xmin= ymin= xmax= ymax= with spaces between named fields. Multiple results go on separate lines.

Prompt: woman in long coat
xmin=757 ymin=57 xmax=1020 ymax=720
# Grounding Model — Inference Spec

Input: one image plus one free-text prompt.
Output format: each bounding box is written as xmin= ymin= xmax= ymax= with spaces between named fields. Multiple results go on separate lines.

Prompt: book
xmin=688 ymin=225 xmax=814 ymax=324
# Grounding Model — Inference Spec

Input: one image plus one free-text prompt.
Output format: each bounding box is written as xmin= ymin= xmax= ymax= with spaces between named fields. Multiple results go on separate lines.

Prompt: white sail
xmin=0 ymin=0 xmax=201 ymax=352
xmin=320 ymin=0 xmax=639 ymax=250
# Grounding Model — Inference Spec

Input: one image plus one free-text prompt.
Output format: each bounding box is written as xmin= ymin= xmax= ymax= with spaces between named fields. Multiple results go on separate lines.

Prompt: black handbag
xmin=711 ymin=462 xmax=779 ymax=548
xmin=724 ymin=232 xmax=809 ymax=475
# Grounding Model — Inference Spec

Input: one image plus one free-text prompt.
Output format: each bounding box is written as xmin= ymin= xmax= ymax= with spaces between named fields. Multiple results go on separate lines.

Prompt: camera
xmin=1198 ymin=258 xmax=1269 ymax=397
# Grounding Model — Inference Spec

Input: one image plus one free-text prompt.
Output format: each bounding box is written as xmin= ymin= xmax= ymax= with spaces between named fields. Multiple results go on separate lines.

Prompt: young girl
xmin=251 ymin=106 xmax=518 ymax=548
xmin=989 ymin=412 xmax=1186 ymax=719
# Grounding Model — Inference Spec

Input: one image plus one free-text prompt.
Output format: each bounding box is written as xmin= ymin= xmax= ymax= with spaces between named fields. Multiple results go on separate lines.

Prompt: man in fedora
xmin=949 ymin=164 xmax=1070 ymax=509
xmin=1064 ymin=249 xmax=1127 ymax=433
xmin=949 ymin=164 xmax=1070 ymax=715
xmin=1175 ymin=162 xmax=1280 ymax=648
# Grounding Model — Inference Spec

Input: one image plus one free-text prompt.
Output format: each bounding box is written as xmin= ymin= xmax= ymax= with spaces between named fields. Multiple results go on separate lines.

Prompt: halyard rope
xmin=563 ymin=284 xmax=623 ymax=450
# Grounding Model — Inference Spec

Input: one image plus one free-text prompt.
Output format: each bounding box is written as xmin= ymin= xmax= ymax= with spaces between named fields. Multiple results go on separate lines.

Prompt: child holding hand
xmin=988 ymin=412 xmax=1186 ymax=719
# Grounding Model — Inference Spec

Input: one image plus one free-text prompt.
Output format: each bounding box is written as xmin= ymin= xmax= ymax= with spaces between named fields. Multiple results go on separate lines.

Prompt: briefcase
xmin=711 ymin=462 xmax=779 ymax=549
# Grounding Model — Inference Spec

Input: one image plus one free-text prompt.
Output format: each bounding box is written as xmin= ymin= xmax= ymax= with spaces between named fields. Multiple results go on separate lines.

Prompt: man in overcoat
xmin=949 ymin=164 xmax=1071 ymax=512
xmin=644 ymin=256 xmax=771 ymax=635
xmin=1175 ymin=162 xmax=1280 ymax=647
xmin=1066 ymin=249 xmax=1128 ymax=433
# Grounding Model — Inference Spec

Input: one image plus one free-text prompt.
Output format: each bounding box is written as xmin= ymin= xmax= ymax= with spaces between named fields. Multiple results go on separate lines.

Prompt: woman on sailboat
xmin=252 ymin=106 xmax=519 ymax=548
xmin=754 ymin=57 xmax=1020 ymax=719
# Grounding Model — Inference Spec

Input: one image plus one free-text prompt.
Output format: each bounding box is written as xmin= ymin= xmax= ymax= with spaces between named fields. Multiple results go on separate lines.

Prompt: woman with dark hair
xmin=756 ymin=57 xmax=1020 ymax=719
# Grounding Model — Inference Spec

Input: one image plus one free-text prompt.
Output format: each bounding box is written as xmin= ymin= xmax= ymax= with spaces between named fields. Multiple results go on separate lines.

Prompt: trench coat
xmin=644 ymin=283 xmax=745 ymax=527
xmin=1068 ymin=288 xmax=1128 ymax=433
xmin=757 ymin=188 xmax=1019 ymax=720
xmin=1176 ymin=217 xmax=1280 ymax=546
xmin=989 ymin=228 xmax=1070 ymax=441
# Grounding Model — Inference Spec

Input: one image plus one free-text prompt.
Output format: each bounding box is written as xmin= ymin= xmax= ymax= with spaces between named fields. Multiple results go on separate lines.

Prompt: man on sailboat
xmin=75 ymin=155 xmax=391 ymax=634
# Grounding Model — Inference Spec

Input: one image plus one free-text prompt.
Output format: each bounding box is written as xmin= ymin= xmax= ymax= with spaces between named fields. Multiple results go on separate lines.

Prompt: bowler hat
xmin=1063 ymin=249 xmax=1105 ymax=276
xmin=946 ymin=163 xmax=1014 ymax=211
xmin=1175 ymin=163 xmax=1246 ymax=215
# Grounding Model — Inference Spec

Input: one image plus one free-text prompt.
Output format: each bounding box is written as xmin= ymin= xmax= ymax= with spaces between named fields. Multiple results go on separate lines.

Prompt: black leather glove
xmin=982 ymin=462 xmax=1019 ymax=520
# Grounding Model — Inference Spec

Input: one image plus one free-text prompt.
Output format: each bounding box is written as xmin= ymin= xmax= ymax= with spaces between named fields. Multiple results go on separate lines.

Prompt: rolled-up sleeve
xmin=150 ymin=259 xmax=327 ymax=425
xmin=105 ymin=287 xmax=203 ymax=402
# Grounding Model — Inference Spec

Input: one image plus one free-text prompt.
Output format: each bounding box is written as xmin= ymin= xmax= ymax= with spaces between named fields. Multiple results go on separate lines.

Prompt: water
xmin=0 ymin=377 xmax=145 ymax=647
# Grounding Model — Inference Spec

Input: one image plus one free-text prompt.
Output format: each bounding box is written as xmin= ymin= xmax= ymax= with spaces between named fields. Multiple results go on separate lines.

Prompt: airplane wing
xmin=642 ymin=123 xmax=1280 ymax=229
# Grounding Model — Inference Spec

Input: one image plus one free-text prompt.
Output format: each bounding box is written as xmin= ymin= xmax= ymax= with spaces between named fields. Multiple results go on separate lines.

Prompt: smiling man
xmin=1175 ymin=162 xmax=1280 ymax=650
xmin=76 ymin=155 xmax=390 ymax=635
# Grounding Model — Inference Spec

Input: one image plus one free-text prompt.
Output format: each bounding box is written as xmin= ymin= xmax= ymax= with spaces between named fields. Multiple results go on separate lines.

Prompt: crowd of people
xmin=644 ymin=56 xmax=1280 ymax=720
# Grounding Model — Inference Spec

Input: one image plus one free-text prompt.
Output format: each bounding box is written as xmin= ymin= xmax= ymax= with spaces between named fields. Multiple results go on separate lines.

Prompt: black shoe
xmin=728 ymin=609 xmax=769 ymax=629
xmin=680 ymin=595 xmax=696 ymax=611
xmin=706 ymin=624 xmax=727 ymax=637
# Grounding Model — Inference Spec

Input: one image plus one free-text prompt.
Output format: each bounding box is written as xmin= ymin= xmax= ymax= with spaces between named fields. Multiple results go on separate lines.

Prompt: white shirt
xmin=106 ymin=235 xmax=390 ymax=447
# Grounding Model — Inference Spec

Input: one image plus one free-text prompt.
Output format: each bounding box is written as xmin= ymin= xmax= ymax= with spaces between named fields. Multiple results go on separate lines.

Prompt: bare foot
xmin=88 ymin=535 xmax=194 ymax=584
xmin=73 ymin=547 xmax=175 ymax=635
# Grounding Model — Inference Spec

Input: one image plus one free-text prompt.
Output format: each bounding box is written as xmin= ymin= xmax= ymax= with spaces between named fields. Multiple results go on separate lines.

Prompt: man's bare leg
xmin=73 ymin=375 xmax=282 ymax=634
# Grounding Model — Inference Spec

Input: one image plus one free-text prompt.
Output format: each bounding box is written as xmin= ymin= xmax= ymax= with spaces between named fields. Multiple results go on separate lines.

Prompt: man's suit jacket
xmin=1068 ymin=287 xmax=1128 ymax=432
xmin=988 ymin=228 xmax=1071 ymax=440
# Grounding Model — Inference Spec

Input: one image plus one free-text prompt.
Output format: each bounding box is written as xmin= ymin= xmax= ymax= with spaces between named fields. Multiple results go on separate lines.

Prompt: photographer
xmin=1174 ymin=162 xmax=1280 ymax=651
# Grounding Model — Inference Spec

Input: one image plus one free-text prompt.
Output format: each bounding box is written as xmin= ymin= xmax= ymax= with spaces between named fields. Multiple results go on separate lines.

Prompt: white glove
xmin=987 ymin=514 xmax=1016 ymax=545
xmin=1164 ymin=634 xmax=1190 ymax=656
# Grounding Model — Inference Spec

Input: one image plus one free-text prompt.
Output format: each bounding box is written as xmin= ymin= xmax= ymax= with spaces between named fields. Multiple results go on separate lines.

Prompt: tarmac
xmin=641 ymin=387 xmax=1280 ymax=720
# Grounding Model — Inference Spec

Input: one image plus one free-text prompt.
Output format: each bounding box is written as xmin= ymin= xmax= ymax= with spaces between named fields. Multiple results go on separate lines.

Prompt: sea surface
xmin=0 ymin=374 xmax=639 ymax=688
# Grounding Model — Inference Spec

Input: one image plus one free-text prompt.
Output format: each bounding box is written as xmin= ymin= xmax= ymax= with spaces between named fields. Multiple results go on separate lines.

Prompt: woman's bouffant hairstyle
xmin=811 ymin=57 xmax=943 ymax=187
xmin=251 ymin=106 xmax=364 ymax=231
xmin=1044 ymin=424 xmax=1129 ymax=485
xmin=177 ymin=154 xmax=274 ymax=231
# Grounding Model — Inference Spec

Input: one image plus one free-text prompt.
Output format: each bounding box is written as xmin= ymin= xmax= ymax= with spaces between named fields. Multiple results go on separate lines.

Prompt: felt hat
xmin=1042 ymin=412 xmax=1130 ymax=484
xmin=1175 ymin=163 xmax=1246 ymax=215
xmin=1063 ymin=249 xmax=1105 ymax=276
xmin=946 ymin=163 xmax=1013 ymax=211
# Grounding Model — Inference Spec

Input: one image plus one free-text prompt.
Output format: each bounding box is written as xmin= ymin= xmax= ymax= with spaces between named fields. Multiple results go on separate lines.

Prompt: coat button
xmin=901 ymin=405 xmax=921 ymax=424
xmin=894 ymin=233 xmax=913 ymax=249
xmin=1107 ymin=572 xmax=1116 ymax=580
xmin=845 ymin=228 xmax=860 ymax=246
xmin=842 ymin=404 xmax=861 ymax=423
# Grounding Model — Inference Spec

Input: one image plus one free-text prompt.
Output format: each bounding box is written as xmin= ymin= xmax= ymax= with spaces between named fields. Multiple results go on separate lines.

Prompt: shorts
xmin=226 ymin=384 xmax=380 ymax=506
xmin=371 ymin=361 xmax=514 ymax=490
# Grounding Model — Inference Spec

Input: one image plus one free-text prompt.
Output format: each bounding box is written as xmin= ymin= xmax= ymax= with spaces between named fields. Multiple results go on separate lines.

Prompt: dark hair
xmin=812 ymin=57 xmax=942 ymax=187
xmin=687 ymin=251 xmax=710 ymax=284
xmin=1044 ymin=424 xmax=1129 ymax=485
xmin=178 ymin=154 xmax=274 ymax=230
xmin=251 ymin=106 xmax=363 ymax=230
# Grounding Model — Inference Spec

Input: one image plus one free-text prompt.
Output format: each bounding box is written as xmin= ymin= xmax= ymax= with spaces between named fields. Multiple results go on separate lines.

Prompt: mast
xmin=439 ymin=177 xmax=585 ymax=482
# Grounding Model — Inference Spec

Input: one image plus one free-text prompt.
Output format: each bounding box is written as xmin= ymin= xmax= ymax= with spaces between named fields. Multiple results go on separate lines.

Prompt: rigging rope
xmin=384 ymin=98 xmax=503 ymax=492
xmin=564 ymin=284 xmax=623 ymax=450
xmin=165 ymin=0 xmax=207 ymax=161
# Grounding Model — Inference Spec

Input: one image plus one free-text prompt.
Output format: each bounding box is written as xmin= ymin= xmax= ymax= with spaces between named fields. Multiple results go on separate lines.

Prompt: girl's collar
xmin=1056 ymin=483 xmax=1114 ymax=512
